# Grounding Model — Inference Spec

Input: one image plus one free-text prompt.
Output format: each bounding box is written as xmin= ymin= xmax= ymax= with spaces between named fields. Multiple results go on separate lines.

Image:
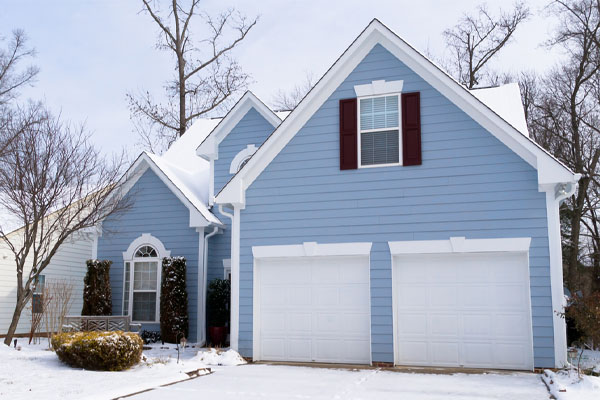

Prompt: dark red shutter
xmin=339 ymin=98 xmax=358 ymax=170
xmin=401 ymin=92 xmax=422 ymax=166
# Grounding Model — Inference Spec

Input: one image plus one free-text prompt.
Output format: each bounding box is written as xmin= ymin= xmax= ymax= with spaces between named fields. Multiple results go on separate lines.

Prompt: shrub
xmin=81 ymin=260 xmax=112 ymax=315
xmin=160 ymin=257 xmax=189 ymax=343
xmin=565 ymin=291 xmax=600 ymax=348
xmin=140 ymin=330 xmax=161 ymax=345
xmin=207 ymin=278 xmax=230 ymax=327
xmin=52 ymin=331 xmax=143 ymax=371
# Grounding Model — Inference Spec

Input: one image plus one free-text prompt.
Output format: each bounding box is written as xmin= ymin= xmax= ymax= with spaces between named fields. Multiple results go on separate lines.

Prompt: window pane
xmin=360 ymin=96 xmax=398 ymax=131
xmin=132 ymin=292 xmax=156 ymax=321
xmin=361 ymin=130 xmax=400 ymax=166
xmin=135 ymin=245 xmax=157 ymax=258
xmin=133 ymin=262 xmax=157 ymax=290
xmin=123 ymin=262 xmax=130 ymax=316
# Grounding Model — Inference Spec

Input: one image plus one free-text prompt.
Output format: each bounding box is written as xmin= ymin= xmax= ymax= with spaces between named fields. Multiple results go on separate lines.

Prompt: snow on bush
xmin=81 ymin=260 xmax=112 ymax=315
xmin=193 ymin=348 xmax=246 ymax=366
xmin=160 ymin=257 xmax=188 ymax=343
xmin=52 ymin=331 xmax=143 ymax=371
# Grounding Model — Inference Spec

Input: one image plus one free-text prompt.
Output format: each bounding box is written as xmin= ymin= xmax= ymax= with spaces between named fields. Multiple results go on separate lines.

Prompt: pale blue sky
xmin=1 ymin=0 xmax=559 ymax=157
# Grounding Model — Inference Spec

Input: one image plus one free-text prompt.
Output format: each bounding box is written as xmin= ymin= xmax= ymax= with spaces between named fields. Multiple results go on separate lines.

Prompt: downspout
xmin=202 ymin=226 xmax=219 ymax=346
xmin=218 ymin=204 xmax=238 ymax=350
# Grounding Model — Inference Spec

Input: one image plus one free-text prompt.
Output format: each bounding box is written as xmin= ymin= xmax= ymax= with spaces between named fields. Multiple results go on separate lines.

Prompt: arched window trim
xmin=229 ymin=144 xmax=258 ymax=174
xmin=122 ymin=234 xmax=170 ymax=323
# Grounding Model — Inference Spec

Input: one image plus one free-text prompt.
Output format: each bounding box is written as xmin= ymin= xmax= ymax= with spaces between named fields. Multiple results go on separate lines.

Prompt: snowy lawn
xmin=129 ymin=363 xmax=550 ymax=400
xmin=0 ymin=341 xmax=244 ymax=400
xmin=542 ymin=349 xmax=600 ymax=400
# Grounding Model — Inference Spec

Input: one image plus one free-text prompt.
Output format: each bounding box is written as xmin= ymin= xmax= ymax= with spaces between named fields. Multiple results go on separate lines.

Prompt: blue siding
xmin=208 ymin=107 xmax=277 ymax=283
xmin=238 ymin=44 xmax=554 ymax=367
xmin=98 ymin=169 xmax=201 ymax=342
xmin=214 ymin=108 xmax=277 ymax=194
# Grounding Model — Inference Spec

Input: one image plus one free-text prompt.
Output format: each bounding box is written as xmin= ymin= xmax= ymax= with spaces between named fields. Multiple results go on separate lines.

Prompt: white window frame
xmin=357 ymin=93 xmax=403 ymax=168
xmin=229 ymin=144 xmax=258 ymax=174
xmin=122 ymin=234 xmax=170 ymax=323
xmin=223 ymin=258 xmax=231 ymax=280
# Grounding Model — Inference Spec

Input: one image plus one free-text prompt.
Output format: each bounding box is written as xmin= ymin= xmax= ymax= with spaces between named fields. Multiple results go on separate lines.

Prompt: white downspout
xmin=201 ymin=226 xmax=219 ymax=346
xmin=218 ymin=204 xmax=239 ymax=351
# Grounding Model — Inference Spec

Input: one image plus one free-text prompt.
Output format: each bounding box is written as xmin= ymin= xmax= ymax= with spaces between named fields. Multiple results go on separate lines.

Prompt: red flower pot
xmin=208 ymin=326 xmax=226 ymax=346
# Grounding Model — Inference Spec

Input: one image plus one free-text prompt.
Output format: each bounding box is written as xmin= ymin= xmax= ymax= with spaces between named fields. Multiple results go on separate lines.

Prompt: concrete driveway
xmin=125 ymin=363 xmax=551 ymax=400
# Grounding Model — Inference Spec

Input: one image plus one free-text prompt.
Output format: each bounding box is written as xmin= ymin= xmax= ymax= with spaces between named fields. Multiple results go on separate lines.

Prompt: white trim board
xmin=388 ymin=237 xmax=531 ymax=255
xmin=252 ymin=241 xmax=373 ymax=259
xmin=215 ymin=19 xmax=579 ymax=207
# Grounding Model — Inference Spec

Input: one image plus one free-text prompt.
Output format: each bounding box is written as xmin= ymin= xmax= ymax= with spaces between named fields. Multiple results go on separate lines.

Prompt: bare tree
xmin=127 ymin=0 xmax=258 ymax=153
xmin=443 ymin=2 xmax=529 ymax=88
xmin=0 ymin=104 xmax=130 ymax=345
xmin=43 ymin=279 xmax=74 ymax=347
xmin=271 ymin=72 xmax=316 ymax=111
xmin=526 ymin=0 xmax=600 ymax=292
xmin=0 ymin=29 xmax=38 ymax=158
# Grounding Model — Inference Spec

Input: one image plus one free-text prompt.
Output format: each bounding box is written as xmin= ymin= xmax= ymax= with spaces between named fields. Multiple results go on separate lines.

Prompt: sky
xmin=1 ymin=0 xmax=563 ymax=158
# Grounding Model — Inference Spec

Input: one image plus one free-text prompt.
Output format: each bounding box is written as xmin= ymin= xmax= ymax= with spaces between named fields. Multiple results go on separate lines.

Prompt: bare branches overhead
xmin=443 ymin=2 xmax=529 ymax=89
xmin=127 ymin=0 xmax=258 ymax=153
xmin=0 ymin=29 xmax=39 ymax=106
xmin=271 ymin=72 xmax=316 ymax=111
xmin=0 ymin=104 xmax=130 ymax=345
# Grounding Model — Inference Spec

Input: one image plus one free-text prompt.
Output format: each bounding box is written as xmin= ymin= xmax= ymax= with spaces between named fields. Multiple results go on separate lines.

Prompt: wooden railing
xmin=62 ymin=316 xmax=141 ymax=333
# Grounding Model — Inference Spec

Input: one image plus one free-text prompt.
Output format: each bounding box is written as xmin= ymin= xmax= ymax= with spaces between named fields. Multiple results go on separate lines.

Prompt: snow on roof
xmin=470 ymin=83 xmax=529 ymax=137
xmin=144 ymin=152 xmax=222 ymax=226
xmin=163 ymin=118 xmax=222 ymax=171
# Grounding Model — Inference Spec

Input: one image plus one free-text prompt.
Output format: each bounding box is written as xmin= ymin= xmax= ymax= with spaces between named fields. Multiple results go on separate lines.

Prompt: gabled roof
xmin=196 ymin=91 xmax=282 ymax=160
xmin=216 ymin=19 xmax=579 ymax=206
xmin=119 ymin=152 xmax=222 ymax=227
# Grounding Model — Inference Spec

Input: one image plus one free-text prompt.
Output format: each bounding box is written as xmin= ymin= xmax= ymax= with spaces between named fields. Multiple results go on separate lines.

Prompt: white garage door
xmin=255 ymin=255 xmax=371 ymax=364
xmin=394 ymin=252 xmax=534 ymax=370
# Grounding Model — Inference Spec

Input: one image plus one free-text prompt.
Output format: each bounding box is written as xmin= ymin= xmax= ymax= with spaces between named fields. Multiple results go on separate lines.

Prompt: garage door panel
xmin=430 ymin=314 xmax=459 ymax=336
xmin=429 ymin=286 xmax=458 ymax=308
xmin=394 ymin=252 xmax=534 ymax=370
xmin=256 ymin=255 xmax=371 ymax=364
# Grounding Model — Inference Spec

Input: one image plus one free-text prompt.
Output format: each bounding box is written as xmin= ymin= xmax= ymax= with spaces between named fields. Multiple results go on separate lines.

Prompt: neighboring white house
xmin=0 ymin=229 xmax=94 ymax=336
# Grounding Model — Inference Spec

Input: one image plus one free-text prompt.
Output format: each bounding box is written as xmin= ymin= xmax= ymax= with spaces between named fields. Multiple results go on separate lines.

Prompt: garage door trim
xmin=252 ymin=241 xmax=372 ymax=363
xmin=388 ymin=237 xmax=534 ymax=369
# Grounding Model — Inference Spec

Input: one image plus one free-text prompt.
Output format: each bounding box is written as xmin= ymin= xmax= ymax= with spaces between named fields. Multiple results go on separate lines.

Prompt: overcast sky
xmin=1 ymin=0 xmax=562 ymax=158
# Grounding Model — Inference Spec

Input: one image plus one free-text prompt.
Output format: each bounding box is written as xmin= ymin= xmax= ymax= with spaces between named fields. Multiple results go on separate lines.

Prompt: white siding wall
xmin=0 ymin=235 xmax=93 ymax=335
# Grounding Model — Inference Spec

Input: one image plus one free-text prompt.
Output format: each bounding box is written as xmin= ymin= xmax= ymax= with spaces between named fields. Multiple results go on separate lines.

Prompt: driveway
xmin=126 ymin=364 xmax=551 ymax=400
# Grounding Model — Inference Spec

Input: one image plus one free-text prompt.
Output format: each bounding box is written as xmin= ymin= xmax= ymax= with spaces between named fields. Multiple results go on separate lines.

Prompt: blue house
xmin=96 ymin=20 xmax=579 ymax=370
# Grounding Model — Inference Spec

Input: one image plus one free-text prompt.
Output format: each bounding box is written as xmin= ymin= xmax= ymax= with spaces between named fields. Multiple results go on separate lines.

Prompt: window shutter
xmin=401 ymin=92 xmax=422 ymax=166
xmin=339 ymin=98 xmax=358 ymax=170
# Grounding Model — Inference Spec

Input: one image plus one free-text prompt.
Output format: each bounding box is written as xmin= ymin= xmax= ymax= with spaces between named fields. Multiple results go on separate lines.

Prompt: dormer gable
xmin=196 ymin=91 xmax=282 ymax=204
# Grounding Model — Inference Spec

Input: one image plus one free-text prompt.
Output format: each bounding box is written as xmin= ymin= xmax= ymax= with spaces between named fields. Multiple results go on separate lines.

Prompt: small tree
xmin=207 ymin=278 xmax=230 ymax=327
xmin=43 ymin=279 xmax=74 ymax=347
xmin=81 ymin=260 xmax=113 ymax=316
xmin=566 ymin=292 xmax=600 ymax=348
xmin=160 ymin=257 xmax=188 ymax=343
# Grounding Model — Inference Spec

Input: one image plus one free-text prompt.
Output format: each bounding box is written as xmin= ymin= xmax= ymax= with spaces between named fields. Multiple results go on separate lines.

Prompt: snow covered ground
xmin=542 ymin=350 xmax=600 ymax=400
xmin=0 ymin=341 xmax=243 ymax=400
xmin=2 ymin=340 xmax=599 ymax=400
xmin=129 ymin=363 xmax=549 ymax=400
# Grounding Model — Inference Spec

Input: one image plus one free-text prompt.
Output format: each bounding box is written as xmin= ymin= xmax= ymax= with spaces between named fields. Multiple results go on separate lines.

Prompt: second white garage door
xmin=254 ymin=255 xmax=371 ymax=364
xmin=393 ymin=252 xmax=534 ymax=370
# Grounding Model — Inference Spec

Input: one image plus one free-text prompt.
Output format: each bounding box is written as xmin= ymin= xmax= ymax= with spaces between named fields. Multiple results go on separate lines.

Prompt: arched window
xmin=229 ymin=144 xmax=258 ymax=173
xmin=122 ymin=234 xmax=170 ymax=323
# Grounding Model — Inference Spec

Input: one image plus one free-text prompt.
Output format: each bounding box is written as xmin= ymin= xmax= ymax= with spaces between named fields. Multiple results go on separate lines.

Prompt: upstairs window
xmin=358 ymin=95 xmax=400 ymax=167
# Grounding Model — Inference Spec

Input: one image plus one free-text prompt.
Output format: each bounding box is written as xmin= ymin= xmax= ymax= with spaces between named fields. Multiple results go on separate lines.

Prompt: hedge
xmin=81 ymin=260 xmax=112 ymax=315
xmin=52 ymin=331 xmax=143 ymax=371
xmin=160 ymin=257 xmax=189 ymax=343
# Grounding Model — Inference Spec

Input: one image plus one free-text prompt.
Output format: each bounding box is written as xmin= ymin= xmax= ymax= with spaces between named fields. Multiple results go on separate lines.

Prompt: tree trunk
xmin=3 ymin=295 xmax=28 ymax=346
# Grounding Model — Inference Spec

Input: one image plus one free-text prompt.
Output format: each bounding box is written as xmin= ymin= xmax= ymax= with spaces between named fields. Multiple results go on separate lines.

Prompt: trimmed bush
xmin=160 ymin=257 xmax=189 ymax=343
xmin=52 ymin=331 xmax=143 ymax=371
xmin=207 ymin=278 xmax=230 ymax=327
xmin=82 ymin=260 xmax=112 ymax=315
